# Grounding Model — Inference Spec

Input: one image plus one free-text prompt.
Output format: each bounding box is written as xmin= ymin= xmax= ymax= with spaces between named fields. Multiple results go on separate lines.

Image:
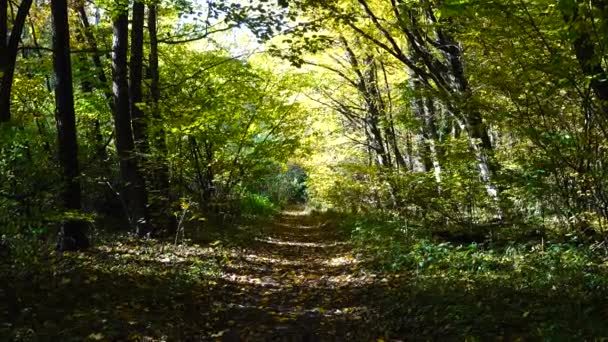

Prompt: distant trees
xmin=278 ymin=0 xmax=608 ymax=232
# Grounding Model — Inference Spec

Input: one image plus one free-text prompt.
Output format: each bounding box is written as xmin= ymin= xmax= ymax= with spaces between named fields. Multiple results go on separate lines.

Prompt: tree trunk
xmin=413 ymin=91 xmax=433 ymax=173
xmin=439 ymin=36 xmax=493 ymax=151
xmin=0 ymin=0 xmax=33 ymax=122
xmin=75 ymin=4 xmax=111 ymax=159
xmin=434 ymin=28 xmax=500 ymax=203
xmin=410 ymin=54 xmax=442 ymax=182
xmin=387 ymin=112 xmax=406 ymax=169
xmin=51 ymin=0 xmax=89 ymax=251
xmin=112 ymin=8 xmax=150 ymax=235
xmin=362 ymin=58 xmax=390 ymax=167
xmin=130 ymin=0 xmax=148 ymax=152
xmin=0 ymin=0 xmax=7 ymax=66
xmin=148 ymin=3 xmax=177 ymax=235
xmin=567 ymin=3 xmax=608 ymax=117
xmin=405 ymin=131 xmax=414 ymax=171
xmin=423 ymin=97 xmax=442 ymax=185
xmin=76 ymin=4 xmax=112 ymax=103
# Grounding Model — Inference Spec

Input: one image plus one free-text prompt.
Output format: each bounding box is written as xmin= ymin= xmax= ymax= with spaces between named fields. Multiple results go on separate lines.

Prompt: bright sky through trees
xmin=1 ymin=0 xmax=608 ymax=339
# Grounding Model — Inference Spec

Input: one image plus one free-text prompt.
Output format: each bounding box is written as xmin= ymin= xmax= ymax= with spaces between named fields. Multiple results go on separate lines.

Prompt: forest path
xmin=1 ymin=208 xmax=393 ymax=341
xmin=209 ymin=208 xmax=386 ymax=340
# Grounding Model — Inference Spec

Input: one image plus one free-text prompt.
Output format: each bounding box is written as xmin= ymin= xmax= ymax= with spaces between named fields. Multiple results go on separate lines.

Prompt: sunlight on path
xmin=208 ymin=208 xmax=385 ymax=340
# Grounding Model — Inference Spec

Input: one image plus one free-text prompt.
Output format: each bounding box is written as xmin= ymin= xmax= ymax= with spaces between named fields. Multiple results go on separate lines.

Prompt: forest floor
xmin=2 ymin=207 xmax=608 ymax=340
xmin=1 ymin=208 xmax=393 ymax=341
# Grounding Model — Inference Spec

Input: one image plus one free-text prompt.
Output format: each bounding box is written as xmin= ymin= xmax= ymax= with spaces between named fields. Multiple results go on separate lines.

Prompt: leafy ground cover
xmin=2 ymin=209 xmax=608 ymax=340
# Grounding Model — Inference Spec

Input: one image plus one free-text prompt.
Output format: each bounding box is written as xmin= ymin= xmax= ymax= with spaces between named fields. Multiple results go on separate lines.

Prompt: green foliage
xmin=4 ymin=0 xmax=608 ymax=338
xmin=158 ymin=48 xmax=311 ymax=215
xmin=246 ymin=163 xmax=308 ymax=207
xmin=341 ymin=211 xmax=608 ymax=338
xmin=0 ymin=123 xmax=61 ymax=247
xmin=240 ymin=193 xmax=278 ymax=218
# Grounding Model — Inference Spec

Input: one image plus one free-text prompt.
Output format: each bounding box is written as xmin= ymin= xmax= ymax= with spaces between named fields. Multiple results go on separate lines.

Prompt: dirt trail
xmin=209 ymin=208 xmax=385 ymax=341
xmin=0 ymin=208 xmax=391 ymax=341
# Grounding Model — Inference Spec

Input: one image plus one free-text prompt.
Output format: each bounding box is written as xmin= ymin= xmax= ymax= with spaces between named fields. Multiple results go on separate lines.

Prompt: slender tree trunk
xmin=432 ymin=22 xmax=501 ymax=204
xmin=566 ymin=3 xmax=608 ymax=117
xmin=405 ymin=131 xmax=414 ymax=171
xmin=363 ymin=58 xmax=390 ymax=167
xmin=76 ymin=4 xmax=111 ymax=99
xmin=366 ymin=114 xmax=388 ymax=166
xmin=148 ymin=3 xmax=177 ymax=234
xmin=129 ymin=0 xmax=151 ymax=236
xmin=75 ymin=36 xmax=92 ymax=92
xmin=130 ymin=0 xmax=147 ymax=151
xmin=423 ymin=97 xmax=442 ymax=185
xmin=190 ymin=137 xmax=207 ymax=204
xmin=378 ymin=61 xmax=407 ymax=169
xmin=74 ymin=5 xmax=107 ymax=159
xmin=410 ymin=55 xmax=442 ymax=182
xmin=0 ymin=0 xmax=33 ymax=122
xmin=51 ymin=0 xmax=89 ymax=251
xmin=28 ymin=18 xmax=52 ymax=92
xmin=0 ymin=0 xmax=7 ymax=64
xmin=387 ymin=112 xmax=406 ymax=169
xmin=413 ymin=92 xmax=433 ymax=173
xmin=112 ymin=8 xmax=149 ymax=235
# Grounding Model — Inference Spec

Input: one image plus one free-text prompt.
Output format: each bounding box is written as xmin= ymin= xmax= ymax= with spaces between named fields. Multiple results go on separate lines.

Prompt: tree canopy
xmin=1 ymin=0 xmax=608 ymax=339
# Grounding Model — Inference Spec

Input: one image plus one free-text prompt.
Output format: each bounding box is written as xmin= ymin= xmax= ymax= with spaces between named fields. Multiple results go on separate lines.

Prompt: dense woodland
xmin=1 ymin=0 xmax=608 ymax=339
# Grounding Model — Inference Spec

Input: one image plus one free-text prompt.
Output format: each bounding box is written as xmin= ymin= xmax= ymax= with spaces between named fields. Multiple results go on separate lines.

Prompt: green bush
xmin=239 ymin=193 xmax=278 ymax=218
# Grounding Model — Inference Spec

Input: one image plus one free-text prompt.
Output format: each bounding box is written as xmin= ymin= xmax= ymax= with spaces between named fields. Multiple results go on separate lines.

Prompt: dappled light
xmin=3 ymin=0 xmax=608 ymax=339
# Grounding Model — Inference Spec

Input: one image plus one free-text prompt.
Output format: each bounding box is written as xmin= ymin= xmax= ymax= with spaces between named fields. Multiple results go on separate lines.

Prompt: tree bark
xmin=130 ymin=0 xmax=147 ymax=151
xmin=0 ymin=0 xmax=7 ymax=62
xmin=112 ymin=8 xmax=149 ymax=235
xmin=51 ymin=0 xmax=89 ymax=251
xmin=568 ymin=3 xmax=608 ymax=117
xmin=362 ymin=57 xmax=390 ymax=167
xmin=0 ymin=0 xmax=33 ymax=122
xmin=148 ymin=2 xmax=177 ymax=235
xmin=380 ymin=62 xmax=407 ymax=169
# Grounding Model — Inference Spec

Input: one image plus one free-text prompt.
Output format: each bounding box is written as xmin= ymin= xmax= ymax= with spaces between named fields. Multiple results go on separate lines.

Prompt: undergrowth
xmin=333 ymin=211 xmax=608 ymax=339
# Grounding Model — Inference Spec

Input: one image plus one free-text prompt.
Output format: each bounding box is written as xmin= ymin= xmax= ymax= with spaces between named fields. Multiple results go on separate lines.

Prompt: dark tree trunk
xmin=439 ymin=36 xmax=492 ymax=151
xmin=148 ymin=3 xmax=177 ymax=235
xmin=51 ymin=0 xmax=89 ymax=251
xmin=367 ymin=114 xmax=388 ymax=166
xmin=567 ymin=3 xmax=608 ymax=117
xmin=75 ymin=37 xmax=93 ymax=92
xmin=386 ymin=110 xmax=406 ymax=169
xmin=130 ymin=0 xmax=148 ymax=152
xmin=0 ymin=0 xmax=7 ymax=64
xmin=378 ymin=61 xmax=407 ymax=169
xmin=112 ymin=9 xmax=149 ymax=235
xmin=129 ymin=0 xmax=151 ymax=236
xmin=190 ymin=137 xmax=207 ymax=204
xmin=343 ymin=44 xmax=389 ymax=167
xmin=362 ymin=58 xmax=390 ymax=167
xmin=0 ymin=0 xmax=33 ymax=122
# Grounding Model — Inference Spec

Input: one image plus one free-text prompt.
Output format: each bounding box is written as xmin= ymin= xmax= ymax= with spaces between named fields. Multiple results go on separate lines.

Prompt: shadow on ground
xmin=2 ymin=209 xmax=608 ymax=340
